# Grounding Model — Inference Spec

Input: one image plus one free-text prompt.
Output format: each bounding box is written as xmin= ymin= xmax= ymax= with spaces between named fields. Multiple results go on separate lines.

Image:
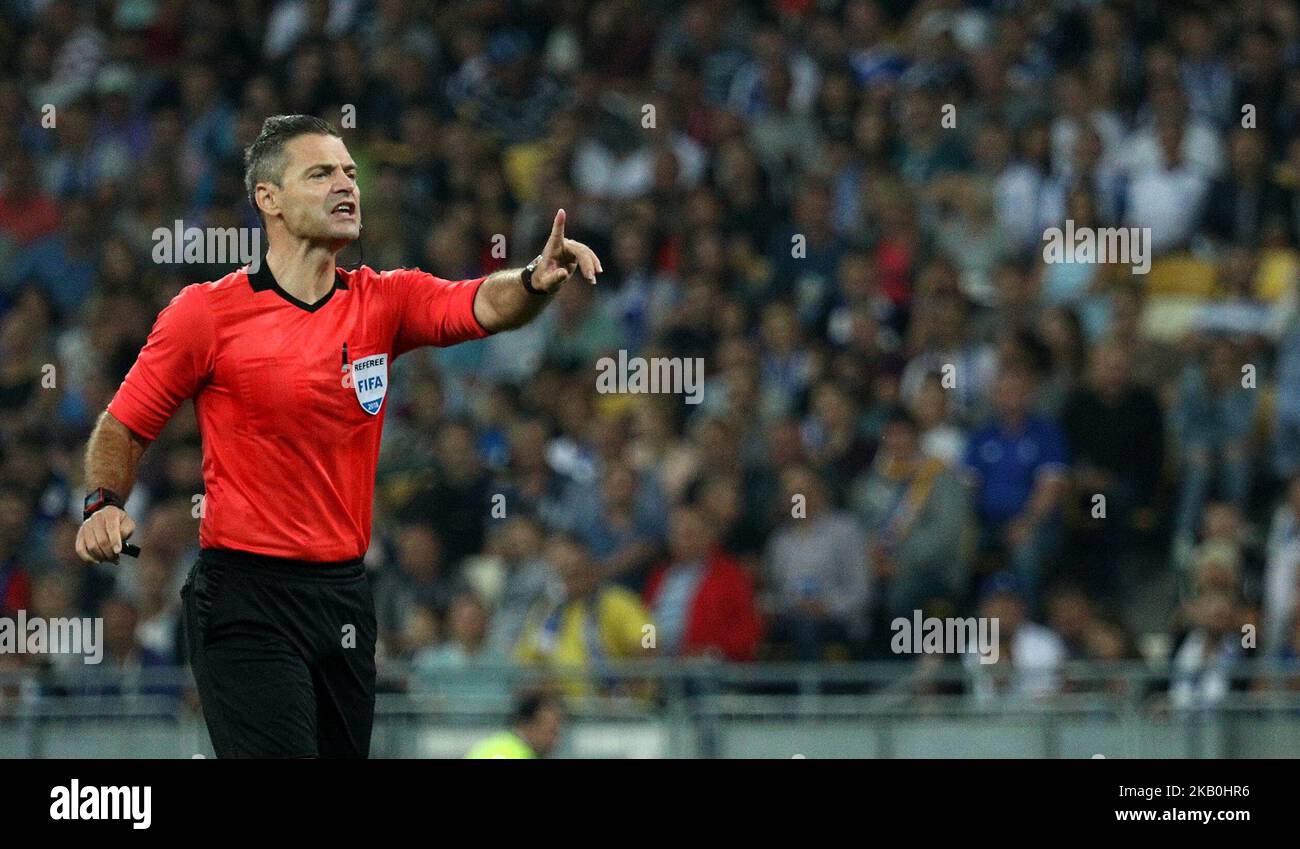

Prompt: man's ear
xmin=255 ymin=183 xmax=278 ymax=220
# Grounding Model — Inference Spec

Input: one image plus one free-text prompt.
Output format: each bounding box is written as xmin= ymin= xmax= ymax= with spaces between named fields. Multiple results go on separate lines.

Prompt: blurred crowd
xmin=4 ymin=0 xmax=1300 ymax=711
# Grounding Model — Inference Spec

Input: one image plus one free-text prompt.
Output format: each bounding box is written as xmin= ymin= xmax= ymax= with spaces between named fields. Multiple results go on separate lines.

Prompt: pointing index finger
xmin=550 ymin=208 xmax=566 ymax=244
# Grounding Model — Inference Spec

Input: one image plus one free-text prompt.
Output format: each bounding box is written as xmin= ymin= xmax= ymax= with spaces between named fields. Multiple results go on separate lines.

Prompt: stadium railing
xmin=3 ymin=661 xmax=1299 ymax=757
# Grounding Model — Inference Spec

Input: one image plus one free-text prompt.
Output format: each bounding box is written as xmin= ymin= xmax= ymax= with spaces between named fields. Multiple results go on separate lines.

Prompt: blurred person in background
xmin=966 ymin=572 xmax=1067 ymax=703
xmin=394 ymin=420 xmax=492 ymax=573
xmin=85 ymin=596 xmax=177 ymax=699
xmin=1077 ymin=618 xmax=1144 ymax=700
xmin=1169 ymin=337 xmax=1257 ymax=557
xmin=127 ymin=549 xmax=182 ymax=665
xmin=485 ymin=514 xmax=552 ymax=656
xmin=643 ymin=502 xmax=763 ymax=662
xmin=963 ymin=365 xmax=1070 ymax=610
xmin=1170 ymin=586 xmax=1252 ymax=712
xmin=412 ymin=591 xmax=508 ymax=705
xmin=1059 ymin=337 xmax=1164 ymax=600
xmin=850 ymin=407 xmax=971 ymax=625
xmin=763 ymin=463 xmax=870 ymax=661
xmin=465 ymin=689 xmax=565 ymax=759
xmin=800 ymin=379 xmax=876 ymax=503
xmin=565 ymin=457 xmax=668 ymax=590
xmin=26 ymin=568 xmax=87 ymax=677
xmin=1045 ymin=582 xmax=1100 ymax=662
xmin=515 ymin=531 xmax=652 ymax=698
xmin=0 ymin=486 xmax=32 ymax=616
xmin=910 ymin=371 xmax=966 ymax=467
xmin=1186 ymin=501 xmax=1263 ymax=597
xmin=372 ymin=523 xmax=454 ymax=661
xmin=693 ymin=469 xmax=767 ymax=567
xmin=1264 ymin=476 xmax=1300 ymax=655
xmin=900 ymin=289 xmax=997 ymax=420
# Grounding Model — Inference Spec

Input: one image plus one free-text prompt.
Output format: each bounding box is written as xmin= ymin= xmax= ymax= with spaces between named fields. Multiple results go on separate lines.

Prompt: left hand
xmin=533 ymin=208 xmax=603 ymax=293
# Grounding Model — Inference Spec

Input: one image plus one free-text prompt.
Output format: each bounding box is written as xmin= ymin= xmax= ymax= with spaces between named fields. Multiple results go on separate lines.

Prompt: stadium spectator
xmin=125 ymin=549 xmax=182 ymax=665
xmin=643 ymin=503 xmax=763 ymax=662
xmin=1170 ymin=586 xmax=1250 ymax=712
xmin=485 ymin=514 xmax=552 ymax=656
xmin=963 ymin=366 xmax=1070 ymax=609
xmin=1185 ymin=501 xmax=1264 ymax=597
xmin=1045 ymin=582 xmax=1100 ymax=662
xmin=515 ymin=531 xmax=652 ymax=697
xmin=564 ymin=456 xmax=668 ymax=589
xmin=1204 ymin=128 xmax=1286 ymax=249
xmin=1264 ymin=477 xmax=1300 ymax=655
xmin=900 ymin=289 xmax=996 ymax=419
xmin=763 ymin=463 xmax=870 ymax=660
xmin=909 ymin=371 xmax=965 ymax=467
xmin=0 ymin=553 xmax=30 ymax=618
xmin=372 ymin=523 xmax=455 ymax=660
xmin=412 ymin=591 xmax=509 ymax=705
xmin=1059 ymin=337 xmax=1164 ymax=597
xmin=90 ymin=596 xmax=177 ymax=698
xmin=1169 ymin=338 xmax=1257 ymax=553
xmin=966 ymin=572 xmax=1067 ymax=702
xmin=850 ymin=407 xmax=971 ymax=622
xmin=394 ymin=420 xmax=492 ymax=572
xmin=0 ymin=484 xmax=35 ymax=613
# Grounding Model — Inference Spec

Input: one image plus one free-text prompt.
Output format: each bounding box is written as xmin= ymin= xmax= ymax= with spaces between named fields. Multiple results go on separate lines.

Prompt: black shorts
xmin=180 ymin=548 xmax=378 ymax=758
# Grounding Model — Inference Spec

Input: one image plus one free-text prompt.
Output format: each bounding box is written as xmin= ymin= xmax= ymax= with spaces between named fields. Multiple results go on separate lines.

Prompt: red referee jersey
xmin=107 ymin=263 xmax=493 ymax=562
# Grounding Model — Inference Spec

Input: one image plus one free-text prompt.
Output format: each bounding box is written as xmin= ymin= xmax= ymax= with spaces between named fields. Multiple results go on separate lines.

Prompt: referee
xmin=74 ymin=115 xmax=602 ymax=758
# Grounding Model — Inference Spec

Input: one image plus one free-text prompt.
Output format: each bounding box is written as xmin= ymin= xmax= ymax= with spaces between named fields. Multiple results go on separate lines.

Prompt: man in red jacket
xmin=643 ymin=503 xmax=764 ymax=662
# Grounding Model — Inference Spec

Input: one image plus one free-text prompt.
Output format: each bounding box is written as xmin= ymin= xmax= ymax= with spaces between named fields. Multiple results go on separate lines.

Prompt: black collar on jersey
xmin=248 ymin=261 xmax=349 ymax=313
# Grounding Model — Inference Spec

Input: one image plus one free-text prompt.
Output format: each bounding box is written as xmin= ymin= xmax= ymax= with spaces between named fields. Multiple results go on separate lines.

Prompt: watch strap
xmin=83 ymin=487 xmax=125 ymax=521
xmin=521 ymin=255 xmax=549 ymax=296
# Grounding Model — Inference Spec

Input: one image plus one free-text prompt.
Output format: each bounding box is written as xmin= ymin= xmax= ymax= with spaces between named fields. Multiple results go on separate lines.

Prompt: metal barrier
xmin=3 ymin=660 xmax=1300 ymax=757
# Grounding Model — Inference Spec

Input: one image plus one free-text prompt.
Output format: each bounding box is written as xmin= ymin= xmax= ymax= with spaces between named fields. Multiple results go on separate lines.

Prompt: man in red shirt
xmin=74 ymin=115 xmax=602 ymax=758
xmin=643 ymin=503 xmax=764 ymax=662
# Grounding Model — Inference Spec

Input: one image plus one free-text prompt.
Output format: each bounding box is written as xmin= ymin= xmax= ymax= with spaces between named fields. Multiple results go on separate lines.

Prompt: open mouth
xmin=331 ymin=200 xmax=357 ymax=219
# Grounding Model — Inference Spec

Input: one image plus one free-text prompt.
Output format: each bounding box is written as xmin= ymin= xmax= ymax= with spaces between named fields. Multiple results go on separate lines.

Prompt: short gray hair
xmin=243 ymin=114 xmax=340 ymax=218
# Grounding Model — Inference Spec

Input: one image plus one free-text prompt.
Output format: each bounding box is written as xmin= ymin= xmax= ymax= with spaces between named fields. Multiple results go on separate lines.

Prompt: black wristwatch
xmin=83 ymin=487 xmax=125 ymax=521
xmin=520 ymin=255 xmax=549 ymax=296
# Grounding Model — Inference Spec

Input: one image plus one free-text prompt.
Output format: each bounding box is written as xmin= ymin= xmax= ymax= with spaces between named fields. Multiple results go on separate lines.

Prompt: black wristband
xmin=83 ymin=487 xmax=125 ymax=521
xmin=521 ymin=255 xmax=549 ymax=296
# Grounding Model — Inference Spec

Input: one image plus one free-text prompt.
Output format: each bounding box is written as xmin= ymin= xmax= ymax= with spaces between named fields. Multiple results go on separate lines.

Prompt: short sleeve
xmin=387 ymin=268 xmax=493 ymax=356
xmin=106 ymin=285 xmax=215 ymax=442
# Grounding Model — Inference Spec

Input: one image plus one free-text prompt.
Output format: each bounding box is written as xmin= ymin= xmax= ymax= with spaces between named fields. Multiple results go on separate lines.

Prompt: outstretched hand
xmin=532 ymin=209 xmax=603 ymax=293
